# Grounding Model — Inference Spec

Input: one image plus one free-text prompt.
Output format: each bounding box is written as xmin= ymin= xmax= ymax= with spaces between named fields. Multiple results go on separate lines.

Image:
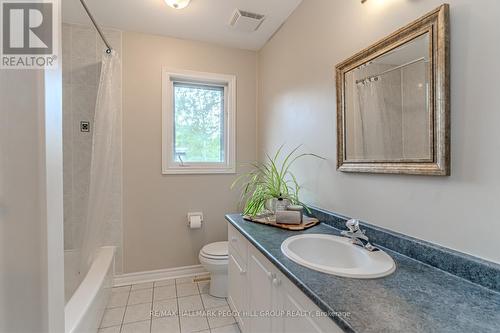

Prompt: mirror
xmin=336 ymin=5 xmax=450 ymax=175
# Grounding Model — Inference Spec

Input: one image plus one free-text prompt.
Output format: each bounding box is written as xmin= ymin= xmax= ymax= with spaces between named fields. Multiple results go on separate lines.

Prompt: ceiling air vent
xmin=229 ymin=9 xmax=265 ymax=32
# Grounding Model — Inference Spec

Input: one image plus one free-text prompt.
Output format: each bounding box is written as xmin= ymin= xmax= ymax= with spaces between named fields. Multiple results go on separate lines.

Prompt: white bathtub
xmin=65 ymin=246 xmax=115 ymax=333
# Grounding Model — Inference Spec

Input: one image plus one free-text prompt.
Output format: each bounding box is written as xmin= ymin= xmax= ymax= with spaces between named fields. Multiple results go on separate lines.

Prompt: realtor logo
xmin=1 ymin=0 xmax=59 ymax=68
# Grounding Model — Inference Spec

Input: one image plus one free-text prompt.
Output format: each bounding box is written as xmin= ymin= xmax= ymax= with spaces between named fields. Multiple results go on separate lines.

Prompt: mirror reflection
xmin=344 ymin=33 xmax=431 ymax=162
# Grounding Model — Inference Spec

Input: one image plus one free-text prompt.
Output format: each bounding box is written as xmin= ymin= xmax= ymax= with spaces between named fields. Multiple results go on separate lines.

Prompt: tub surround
xmin=62 ymin=23 xmax=123 ymax=273
xmin=225 ymin=213 xmax=500 ymax=333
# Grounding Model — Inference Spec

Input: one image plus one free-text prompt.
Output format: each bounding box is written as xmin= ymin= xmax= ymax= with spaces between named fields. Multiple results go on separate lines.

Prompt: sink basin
xmin=281 ymin=234 xmax=396 ymax=278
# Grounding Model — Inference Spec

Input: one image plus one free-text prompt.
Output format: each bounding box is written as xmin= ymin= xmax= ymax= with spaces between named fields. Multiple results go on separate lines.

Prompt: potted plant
xmin=231 ymin=145 xmax=323 ymax=217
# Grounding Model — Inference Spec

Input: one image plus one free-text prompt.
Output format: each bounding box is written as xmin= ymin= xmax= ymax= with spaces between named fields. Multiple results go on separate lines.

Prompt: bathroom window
xmin=162 ymin=69 xmax=236 ymax=174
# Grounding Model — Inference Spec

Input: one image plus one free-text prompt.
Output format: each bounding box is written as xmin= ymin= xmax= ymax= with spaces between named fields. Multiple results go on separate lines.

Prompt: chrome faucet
xmin=341 ymin=219 xmax=379 ymax=252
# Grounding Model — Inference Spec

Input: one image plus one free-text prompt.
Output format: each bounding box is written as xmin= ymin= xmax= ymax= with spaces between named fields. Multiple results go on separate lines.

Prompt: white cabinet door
xmin=280 ymin=273 xmax=343 ymax=333
xmin=228 ymin=248 xmax=248 ymax=332
xmin=227 ymin=224 xmax=343 ymax=333
xmin=247 ymin=246 xmax=279 ymax=333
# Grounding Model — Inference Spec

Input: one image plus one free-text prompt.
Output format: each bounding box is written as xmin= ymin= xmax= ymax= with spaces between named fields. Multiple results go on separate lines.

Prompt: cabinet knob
xmin=231 ymin=237 xmax=238 ymax=242
xmin=267 ymin=271 xmax=274 ymax=280
xmin=272 ymin=278 xmax=281 ymax=287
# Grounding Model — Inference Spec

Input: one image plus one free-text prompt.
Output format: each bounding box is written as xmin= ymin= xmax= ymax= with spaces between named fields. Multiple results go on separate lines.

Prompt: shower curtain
xmin=356 ymin=81 xmax=387 ymax=158
xmin=80 ymin=51 xmax=122 ymax=274
xmin=355 ymin=67 xmax=403 ymax=160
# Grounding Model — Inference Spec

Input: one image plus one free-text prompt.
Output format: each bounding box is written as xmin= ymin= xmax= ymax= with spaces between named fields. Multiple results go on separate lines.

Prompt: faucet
xmin=341 ymin=219 xmax=379 ymax=252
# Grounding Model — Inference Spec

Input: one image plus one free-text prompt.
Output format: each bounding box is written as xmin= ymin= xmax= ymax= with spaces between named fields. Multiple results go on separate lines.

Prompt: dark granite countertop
xmin=226 ymin=214 xmax=500 ymax=333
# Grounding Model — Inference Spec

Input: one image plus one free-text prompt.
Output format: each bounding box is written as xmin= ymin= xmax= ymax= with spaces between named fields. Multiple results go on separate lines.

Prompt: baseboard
xmin=114 ymin=264 xmax=207 ymax=286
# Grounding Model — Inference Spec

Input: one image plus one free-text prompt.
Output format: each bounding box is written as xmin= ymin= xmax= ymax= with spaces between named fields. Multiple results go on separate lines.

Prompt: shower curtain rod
xmin=355 ymin=57 xmax=427 ymax=85
xmin=79 ymin=0 xmax=112 ymax=54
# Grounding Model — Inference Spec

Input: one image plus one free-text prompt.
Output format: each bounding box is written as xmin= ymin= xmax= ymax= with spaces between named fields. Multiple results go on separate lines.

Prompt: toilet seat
xmin=200 ymin=241 xmax=228 ymax=260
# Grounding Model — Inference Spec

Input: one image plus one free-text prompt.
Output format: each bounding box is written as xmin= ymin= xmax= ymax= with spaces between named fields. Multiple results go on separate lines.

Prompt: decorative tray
xmin=243 ymin=214 xmax=319 ymax=231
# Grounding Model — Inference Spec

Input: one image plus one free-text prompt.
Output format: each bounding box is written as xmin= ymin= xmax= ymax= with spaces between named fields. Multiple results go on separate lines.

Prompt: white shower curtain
xmin=356 ymin=81 xmax=387 ymax=157
xmin=80 ymin=51 xmax=122 ymax=274
xmin=355 ymin=66 xmax=404 ymax=160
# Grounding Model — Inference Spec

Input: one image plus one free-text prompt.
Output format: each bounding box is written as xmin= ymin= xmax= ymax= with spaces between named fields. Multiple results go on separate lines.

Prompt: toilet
xmin=199 ymin=241 xmax=228 ymax=298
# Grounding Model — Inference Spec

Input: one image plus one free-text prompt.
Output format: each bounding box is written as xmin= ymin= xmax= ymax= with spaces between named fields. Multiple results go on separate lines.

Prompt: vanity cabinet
xmin=228 ymin=224 xmax=343 ymax=333
xmin=228 ymin=250 xmax=248 ymax=332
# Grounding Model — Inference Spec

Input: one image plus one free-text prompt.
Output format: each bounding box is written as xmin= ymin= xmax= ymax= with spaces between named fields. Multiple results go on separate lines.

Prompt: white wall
xmin=258 ymin=0 xmax=500 ymax=263
xmin=0 ymin=68 xmax=65 ymax=331
xmin=122 ymin=32 xmax=257 ymax=273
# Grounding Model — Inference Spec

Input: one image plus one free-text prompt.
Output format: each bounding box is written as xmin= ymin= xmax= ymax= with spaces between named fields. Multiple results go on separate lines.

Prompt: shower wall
xmin=62 ymin=23 xmax=123 ymax=273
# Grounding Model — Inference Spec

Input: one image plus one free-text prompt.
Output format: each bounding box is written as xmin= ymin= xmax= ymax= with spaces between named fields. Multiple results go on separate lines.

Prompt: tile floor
xmin=99 ymin=274 xmax=241 ymax=333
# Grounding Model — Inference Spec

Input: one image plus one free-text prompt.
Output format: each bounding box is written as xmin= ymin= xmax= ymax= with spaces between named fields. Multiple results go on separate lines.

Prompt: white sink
xmin=281 ymin=234 xmax=396 ymax=278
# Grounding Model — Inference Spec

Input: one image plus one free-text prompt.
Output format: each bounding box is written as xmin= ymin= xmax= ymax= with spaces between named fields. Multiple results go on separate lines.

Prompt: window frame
xmin=162 ymin=68 xmax=236 ymax=174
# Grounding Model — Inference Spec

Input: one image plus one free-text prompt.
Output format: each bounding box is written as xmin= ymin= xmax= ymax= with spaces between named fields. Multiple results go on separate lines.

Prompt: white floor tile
xmin=211 ymin=323 xmax=241 ymax=333
xmin=207 ymin=305 xmax=236 ymax=329
xmin=97 ymin=325 xmax=121 ymax=333
xmin=200 ymin=294 xmax=227 ymax=309
xmin=176 ymin=283 xmax=199 ymax=297
xmin=179 ymin=312 xmax=209 ymax=333
xmin=152 ymin=298 xmax=178 ymax=318
xmin=131 ymin=282 xmax=154 ymax=290
xmin=197 ymin=281 xmax=209 ymax=295
xmin=107 ymin=291 xmax=129 ymax=308
xmin=151 ymin=316 xmax=180 ymax=333
xmin=154 ymin=285 xmax=177 ymax=301
xmin=121 ymin=320 xmax=151 ymax=333
xmin=128 ymin=288 xmax=153 ymax=305
xmin=100 ymin=277 xmax=235 ymax=333
xmin=100 ymin=307 xmax=125 ymax=328
xmin=154 ymin=278 xmax=176 ymax=287
xmin=123 ymin=303 xmax=152 ymax=324
xmin=178 ymin=295 xmax=203 ymax=313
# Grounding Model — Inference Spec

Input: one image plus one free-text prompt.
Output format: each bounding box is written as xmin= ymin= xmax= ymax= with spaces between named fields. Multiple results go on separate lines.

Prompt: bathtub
xmin=65 ymin=246 xmax=115 ymax=333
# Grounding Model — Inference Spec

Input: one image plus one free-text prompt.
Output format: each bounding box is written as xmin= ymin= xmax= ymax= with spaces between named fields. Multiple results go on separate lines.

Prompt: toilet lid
xmin=201 ymin=241 xmax=228 ymax=258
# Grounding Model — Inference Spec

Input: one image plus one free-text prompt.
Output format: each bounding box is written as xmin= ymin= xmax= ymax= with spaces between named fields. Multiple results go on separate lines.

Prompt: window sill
xmin=162 ymin=167 xmax=236 ymax=175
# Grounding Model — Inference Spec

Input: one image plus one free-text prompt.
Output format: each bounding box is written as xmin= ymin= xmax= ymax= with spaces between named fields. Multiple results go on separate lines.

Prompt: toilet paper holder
xmin=187 ymin=212 xmax=203 ymax=228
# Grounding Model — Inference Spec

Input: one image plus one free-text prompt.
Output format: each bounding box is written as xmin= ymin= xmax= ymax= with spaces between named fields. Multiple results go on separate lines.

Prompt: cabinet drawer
xmin=228 ymin=223 xmax=248 ymax=260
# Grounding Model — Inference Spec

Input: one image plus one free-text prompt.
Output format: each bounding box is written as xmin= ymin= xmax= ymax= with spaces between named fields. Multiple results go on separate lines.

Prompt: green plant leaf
xmin=231 ymin=145 xmax=324 ymax=217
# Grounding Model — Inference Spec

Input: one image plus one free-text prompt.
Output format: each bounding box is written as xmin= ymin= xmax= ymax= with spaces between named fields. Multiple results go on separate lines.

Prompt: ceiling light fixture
xmin=165 ymin=0 xmax=191 ymax=9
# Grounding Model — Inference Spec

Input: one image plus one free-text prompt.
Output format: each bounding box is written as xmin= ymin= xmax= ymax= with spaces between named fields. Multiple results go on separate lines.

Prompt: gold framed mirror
xmin=336 ymin=4 xmax=450 ymax=175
